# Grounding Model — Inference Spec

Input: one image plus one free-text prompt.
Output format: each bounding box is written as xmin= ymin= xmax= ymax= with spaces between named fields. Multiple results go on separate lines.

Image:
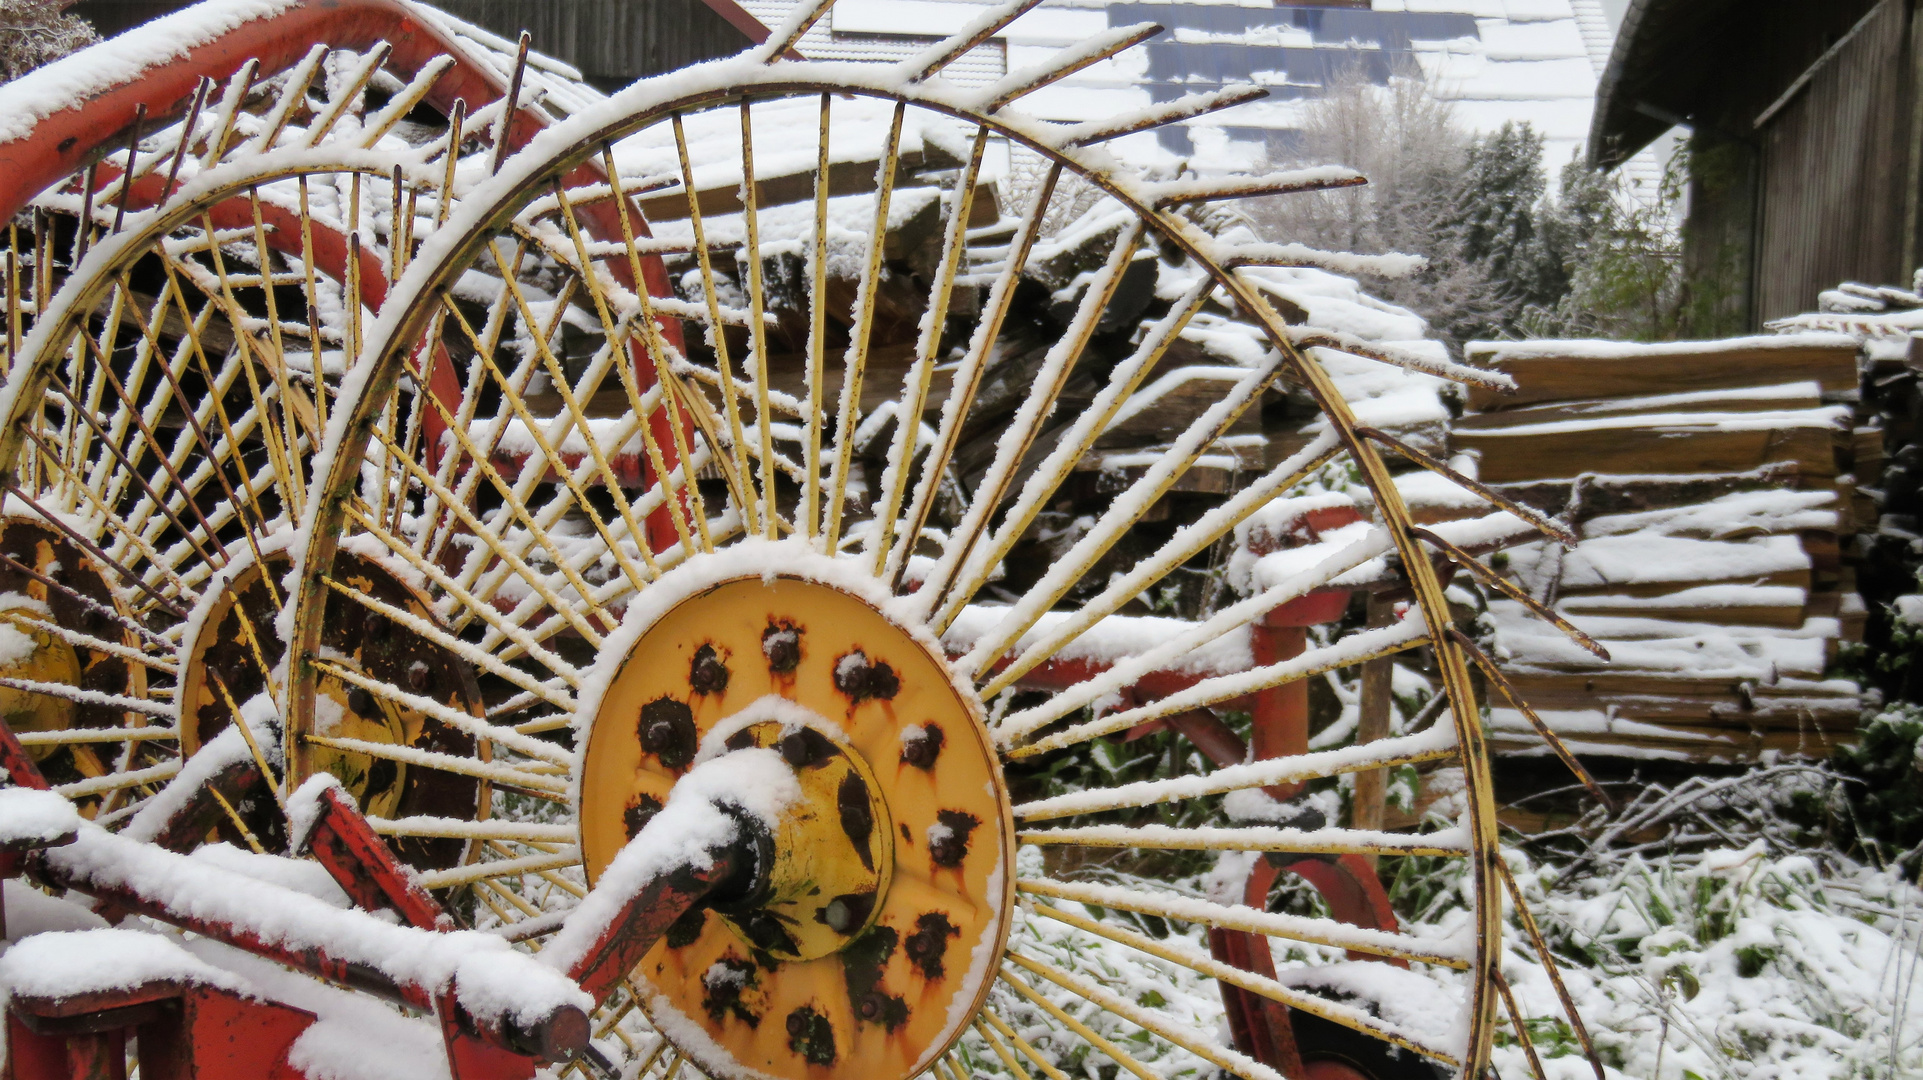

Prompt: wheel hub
xmin=292 ymin=550 xmax=490 ymax=869
xmin=581 ymin=572 xmax=1012 ymax=1080
xmin=699 ymin=698 xmax=893 ymax=963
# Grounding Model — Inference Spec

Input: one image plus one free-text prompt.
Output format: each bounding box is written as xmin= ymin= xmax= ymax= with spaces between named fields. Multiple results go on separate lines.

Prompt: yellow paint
xmin=0 ymin=607 xmax=80 ymax=760
xmin=581 ymin=576 xmax=1012 ymax=1080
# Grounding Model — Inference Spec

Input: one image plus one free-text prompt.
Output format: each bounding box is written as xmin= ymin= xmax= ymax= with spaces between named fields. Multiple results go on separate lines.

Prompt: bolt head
xmin=689 ymin=644 xmax=730 ymax=695
xmin=780 ymin=731 xmax=814 ymax=768
xmin=840 ymin=800 xmax=871 ymax=839
xmin=406 ymin=660 xmax=432 ymax=692
xmin=900 ymin=725 xmax=943 ymax=769
xmin=762 ymin=623 xmax=801 ymax=673
xmin=347 ymin=687 xmax=375 ymax=715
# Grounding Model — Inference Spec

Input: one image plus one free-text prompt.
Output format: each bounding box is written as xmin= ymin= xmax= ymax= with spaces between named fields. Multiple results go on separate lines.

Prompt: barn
xmin=1592 ymin=0 xmax=1923 ymax=329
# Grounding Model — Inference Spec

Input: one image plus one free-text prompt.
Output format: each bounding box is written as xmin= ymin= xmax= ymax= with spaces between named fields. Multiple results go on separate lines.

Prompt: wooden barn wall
xmin=1755 ymin=0 xmax=1913 ymax=322
xmin=431 ymin=0 xmax=749 ymax=88
xmin=71 ymin=1 xmax=752 ymax=90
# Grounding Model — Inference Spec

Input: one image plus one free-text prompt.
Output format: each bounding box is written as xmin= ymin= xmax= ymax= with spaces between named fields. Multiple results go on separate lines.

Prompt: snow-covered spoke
xmin=1007 ymin=615 xmax=1430 ymax=758
xmin=1013 ymin=725 xmax=1460 ymax=821
xmin=990 ymin=519 xmax=1400 ymax=743
xmin=0 ymin=29 xmax=483 ymax=829
xmin=1016 ymin=878 xmax=1471 ymax=968
xmin=1016 ymin=822 xmax=1470 ymax=858
xmin=950 ymin=357 xmax=1305 ymax=670
xmin=1020 ymin=900 xmax=1463 ymax=1067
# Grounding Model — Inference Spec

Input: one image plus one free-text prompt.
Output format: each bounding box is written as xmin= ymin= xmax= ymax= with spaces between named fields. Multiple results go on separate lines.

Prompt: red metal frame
xmin=0 ymin=707 xmax=750 ymax=1080
xmin=294 ymin=782 xmax=450 ymax=930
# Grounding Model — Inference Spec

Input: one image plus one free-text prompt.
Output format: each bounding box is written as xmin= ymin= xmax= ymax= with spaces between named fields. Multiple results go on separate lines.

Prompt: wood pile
xmin=625 ymin=102 xmax=1458 ymax=612
xmin=1459 ymin=334 xmax=1871 ymax=762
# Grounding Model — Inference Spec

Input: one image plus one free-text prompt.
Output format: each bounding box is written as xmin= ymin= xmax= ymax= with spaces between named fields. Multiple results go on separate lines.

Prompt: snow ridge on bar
xmin=1144 ymin=167 xmax=1365 ymax=206
xmin=1016 ymin=877 xmax=1471 ymax=967
xmin=994 ymin=523 xmax=1396 ymax=743
xmin=538 ymin=749 xmax=799 ymax=976
xmin=1018 ymin=821 xmax=1471 ymax=856
xmin=973 ymin=23 xmax=1164 ymax=113
xmin=1289 ymin=323 xmax=1518 ymax=392
xmin=1010 ymin=615 xmax=1430 ymax=758
xmin=1013 ymin=723 xmax=1458 ymax=821
xmin=1056 ymin=86 xmax=1270 ymax=147
xmin=1220 ymin=241 xmax=1427 ymax=280
xmin=38 ymin=822 xmax=591 ymax=1028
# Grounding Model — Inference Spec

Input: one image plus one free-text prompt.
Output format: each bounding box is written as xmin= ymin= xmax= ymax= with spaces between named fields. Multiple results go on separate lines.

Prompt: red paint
xmin=0 ymin=716 xmax=50 ymax=791
xmin=5 ymin=983 xmax=313 ymax=1080
xmin=297 ymin=783 xmax=450 ymax=930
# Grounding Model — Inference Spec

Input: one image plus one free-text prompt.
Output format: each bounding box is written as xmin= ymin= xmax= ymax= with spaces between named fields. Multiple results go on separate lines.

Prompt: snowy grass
xmin=1499 ymin=844 xmax=1923 ymax=1080
xmin=958 ymin=836 xmax=1923 ymax=1080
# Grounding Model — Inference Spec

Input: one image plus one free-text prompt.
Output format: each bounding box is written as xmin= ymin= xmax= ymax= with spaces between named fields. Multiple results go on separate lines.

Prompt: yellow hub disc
xmin=0 ymin=517 xmax=145 ymax=786
xmin=581 ymin=575 xmax=1012 ymax=1080
xmin=295 ymin=550 xmax=490 ymax=869
xmin=179 ymin=555 xmax=286 ymax=760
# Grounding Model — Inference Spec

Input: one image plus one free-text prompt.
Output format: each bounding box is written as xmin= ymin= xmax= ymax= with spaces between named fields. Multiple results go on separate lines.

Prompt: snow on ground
xmin=960 ymin=840 xmax=1923 ymax=1080
xmin=1500 ymin=845 xmax=1923 ymax=1080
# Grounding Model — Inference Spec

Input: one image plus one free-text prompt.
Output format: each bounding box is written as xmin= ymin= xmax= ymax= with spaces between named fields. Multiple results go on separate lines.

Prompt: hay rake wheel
xmin=0 ymin=0 xmax=587 ymax=841
xmin=281 ymin=4 xmax=1607 ymax=1080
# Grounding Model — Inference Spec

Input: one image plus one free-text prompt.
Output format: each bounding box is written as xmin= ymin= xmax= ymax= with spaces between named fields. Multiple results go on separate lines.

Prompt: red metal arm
xmin=291 ymin=781 xmax=450 ymax=931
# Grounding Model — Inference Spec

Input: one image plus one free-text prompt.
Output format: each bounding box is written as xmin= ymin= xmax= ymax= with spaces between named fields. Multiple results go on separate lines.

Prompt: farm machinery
xmin=0 ymin=3 xmax=1608 ymax=1079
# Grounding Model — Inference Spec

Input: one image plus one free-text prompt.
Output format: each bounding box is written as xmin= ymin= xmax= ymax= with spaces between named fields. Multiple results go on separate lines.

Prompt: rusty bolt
xmin=900 ymin=724 xmax=944 ymax=769
xmin=834 ymin=651 xmax=900 ymax=702
xmin=347 ymin=687 xmax=375 ymax=715
xmin=639 ymin=698 xmax=697 ymax=770
xmin=406 ymin=660 xmax=433 ymax=693
xmin=905 ymin=912 xmax=958 ymax=980
xmin=927 ymin=810 xmax=979 ymax=868
xmin=858 ymin=994 xmax=885 ymax=1021
xmin=762 ymin=621 xmax=800 ymax=673
xmin=833 ymin=652 xmax=869 ymax=697
xmin=784 ymin=1006 xmax=835 ymax=1066
xmin=689 ymin=644 xmax=729 ymax=695
xmin=818 ymin=892 xmax=874 ymax=936
xmin=927 ymin=834 xmax=963 ymax=867
xmin=744 ymin=912 xmax=796 ymax=954
xmin=362 ymin=610 xmax=389 ymax=640
xmin=623 ymin=795 xmax=663 ymax=840
xmin=838 ymin=772 xmax=873 ymax=844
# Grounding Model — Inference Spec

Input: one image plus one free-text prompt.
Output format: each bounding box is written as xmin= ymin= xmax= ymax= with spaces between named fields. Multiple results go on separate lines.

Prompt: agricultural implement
xmin=0 ymin=2 xmax=1610 ymax=1079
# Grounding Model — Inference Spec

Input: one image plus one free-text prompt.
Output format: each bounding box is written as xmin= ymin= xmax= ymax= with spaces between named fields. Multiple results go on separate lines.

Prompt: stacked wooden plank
xmin=1458 ymin=334 xmax=1871 ymax=762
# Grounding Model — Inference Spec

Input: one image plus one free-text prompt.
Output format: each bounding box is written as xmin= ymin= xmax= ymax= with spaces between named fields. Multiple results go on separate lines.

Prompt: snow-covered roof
xmin=738 ymin=0 xmax=1633 ymax=177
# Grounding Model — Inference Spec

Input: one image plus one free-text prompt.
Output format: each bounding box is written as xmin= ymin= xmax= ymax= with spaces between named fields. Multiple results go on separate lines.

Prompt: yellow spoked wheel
xmin=0 ymin=29 xmax=548 ymax=838
xmin=286 ymin=10 xmax=1592 ymax=1080
xmin=0 ymin=149 xmax=462 ymax=836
